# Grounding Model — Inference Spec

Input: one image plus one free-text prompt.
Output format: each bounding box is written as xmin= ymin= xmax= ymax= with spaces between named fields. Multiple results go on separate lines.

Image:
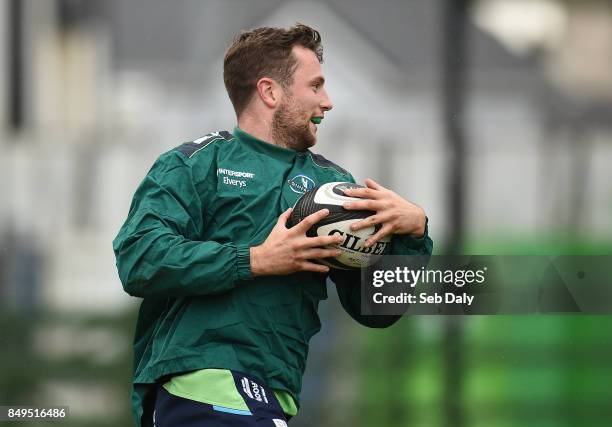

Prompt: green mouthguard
xmin=310 ymin=117 xmax=322 ymax=124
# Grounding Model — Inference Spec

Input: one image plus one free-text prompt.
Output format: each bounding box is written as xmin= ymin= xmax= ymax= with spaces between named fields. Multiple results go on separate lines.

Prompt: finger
xmin=351 ymin=211 xmax=394 ymax=231
xmin=342 ymin=199 xmax=382 ymax=211
xmin=364 ymin=224 xmax=393 ymax=248
xmin=293 ymin=208 xmax=329 ymax=234
xmin=304 ymin=234 xmax=345 ymax=248
xmin=365 ymin=178 xmax=385 ymax=190
xmin=350 ymin=214 xmax=387 ymax=232
xmin=301 ymin=248 xmax=343 ymax=260
xmin=342 ymin=187 xmax=382 ymax=200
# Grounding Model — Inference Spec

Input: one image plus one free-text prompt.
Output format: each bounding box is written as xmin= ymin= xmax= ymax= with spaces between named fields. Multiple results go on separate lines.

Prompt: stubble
xmin=271 ymin=96 xmax=315 ymax=152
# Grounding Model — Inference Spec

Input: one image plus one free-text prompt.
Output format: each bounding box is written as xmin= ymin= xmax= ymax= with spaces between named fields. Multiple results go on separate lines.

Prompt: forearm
xmin=114 ymin=226 xmax=251 ymax=298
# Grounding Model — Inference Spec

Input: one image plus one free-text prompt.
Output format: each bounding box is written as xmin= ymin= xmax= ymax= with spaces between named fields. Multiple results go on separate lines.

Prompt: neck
xmin=237 ymin=112 xmax=277 ymax=146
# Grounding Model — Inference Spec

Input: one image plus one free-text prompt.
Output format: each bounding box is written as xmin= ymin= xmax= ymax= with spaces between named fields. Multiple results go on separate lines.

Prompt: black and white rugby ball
xmin=287 ymin=182 xmax=391 ymax=269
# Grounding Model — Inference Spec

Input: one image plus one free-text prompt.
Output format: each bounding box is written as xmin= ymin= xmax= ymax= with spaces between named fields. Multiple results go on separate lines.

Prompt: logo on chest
xmin=217 ymin=168 xmax=255 ymax=188
xmin=288 ymin=174 xmax=316 ymax=194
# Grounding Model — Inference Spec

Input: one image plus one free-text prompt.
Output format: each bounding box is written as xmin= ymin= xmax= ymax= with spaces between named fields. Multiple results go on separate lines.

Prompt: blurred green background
xmin=1 ymin=0 xmax=611 ymax=426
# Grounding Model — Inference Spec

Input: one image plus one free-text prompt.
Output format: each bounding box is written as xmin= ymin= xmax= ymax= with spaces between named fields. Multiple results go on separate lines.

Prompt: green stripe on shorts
xmin=163 ymin=369 xmax=250 ymax=411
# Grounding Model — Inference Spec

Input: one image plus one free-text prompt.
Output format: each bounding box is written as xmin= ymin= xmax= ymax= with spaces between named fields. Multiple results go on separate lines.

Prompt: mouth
xmin=310 ymin=116 xmax=323 ymax=124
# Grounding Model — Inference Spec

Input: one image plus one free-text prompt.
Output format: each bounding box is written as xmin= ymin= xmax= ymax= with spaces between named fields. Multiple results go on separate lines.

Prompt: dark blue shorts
xmin=153 ymin=371 xmax=290 ymax=427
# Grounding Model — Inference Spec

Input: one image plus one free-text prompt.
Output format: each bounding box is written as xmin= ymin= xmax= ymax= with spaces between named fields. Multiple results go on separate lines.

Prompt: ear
xmin=256 ymin=77 xmax=282 ymax=108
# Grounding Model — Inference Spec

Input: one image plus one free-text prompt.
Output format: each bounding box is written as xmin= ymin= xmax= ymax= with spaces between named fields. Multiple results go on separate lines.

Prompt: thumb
xmin=277 ymin=208 xmax=293 ymax=227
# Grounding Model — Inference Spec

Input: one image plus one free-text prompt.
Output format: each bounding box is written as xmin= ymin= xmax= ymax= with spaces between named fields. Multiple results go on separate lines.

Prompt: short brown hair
xmin=223 ymin=23 xmax=323 ymax=116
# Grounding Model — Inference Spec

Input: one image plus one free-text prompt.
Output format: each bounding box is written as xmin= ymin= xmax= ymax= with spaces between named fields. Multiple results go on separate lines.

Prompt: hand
xmin=342 ymin=178 xmax=427 ymax=247
xmin=250 ymin=208 xmax=344 ymax=276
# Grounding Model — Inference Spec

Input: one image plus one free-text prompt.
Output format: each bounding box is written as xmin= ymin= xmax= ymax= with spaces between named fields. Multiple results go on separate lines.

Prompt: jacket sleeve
xmin=112 ymin=151 xmax=252 ymax=298
xmin=330 ymin=223 xmax=433 ymax=328
xmin=328 ymin=173 xmax=434 ymax=328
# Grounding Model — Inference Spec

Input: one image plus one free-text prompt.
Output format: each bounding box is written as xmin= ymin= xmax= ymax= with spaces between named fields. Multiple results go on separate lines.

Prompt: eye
xmin=313 ymin=82 xmax=321 ymax=92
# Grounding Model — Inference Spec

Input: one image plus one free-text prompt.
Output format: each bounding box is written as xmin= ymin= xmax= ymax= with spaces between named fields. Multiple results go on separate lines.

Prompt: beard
xmin=271 ymin=96 xmax=315 ymax=152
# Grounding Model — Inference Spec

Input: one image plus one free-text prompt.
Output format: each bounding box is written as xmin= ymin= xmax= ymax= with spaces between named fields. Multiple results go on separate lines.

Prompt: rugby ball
xmin=287 ymin=182 xmax=391 ymax=269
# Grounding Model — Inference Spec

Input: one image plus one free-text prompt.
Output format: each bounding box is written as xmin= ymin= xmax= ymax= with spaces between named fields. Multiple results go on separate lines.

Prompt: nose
xmin=320 ymin=88 xmax=333 ymax=112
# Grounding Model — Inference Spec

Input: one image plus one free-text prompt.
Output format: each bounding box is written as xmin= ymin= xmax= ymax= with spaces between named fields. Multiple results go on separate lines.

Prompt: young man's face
xmin=271 ymin=45 xmax=333 ymax=152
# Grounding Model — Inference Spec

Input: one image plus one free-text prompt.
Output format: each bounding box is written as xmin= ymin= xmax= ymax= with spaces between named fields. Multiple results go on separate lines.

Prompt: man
xmin=113 ymin=23 xmax=433 ymax=427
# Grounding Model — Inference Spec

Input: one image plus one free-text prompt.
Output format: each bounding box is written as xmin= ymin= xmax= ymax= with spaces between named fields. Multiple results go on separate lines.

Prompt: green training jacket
xmin=112 ymin=127 xmax=433 ymax=426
